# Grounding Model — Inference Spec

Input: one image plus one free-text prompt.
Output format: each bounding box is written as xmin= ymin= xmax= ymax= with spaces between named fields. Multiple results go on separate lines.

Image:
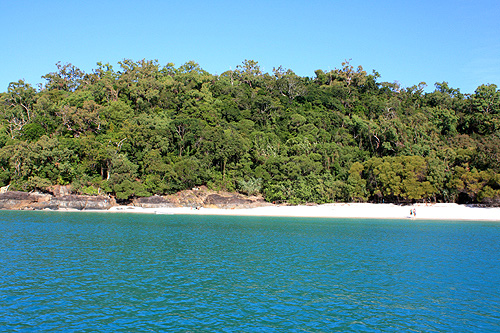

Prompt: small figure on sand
xmin=413 ymin=208 xmax=416 ymax=218
xmin=410 ymin=209 xmax=413 ymax=217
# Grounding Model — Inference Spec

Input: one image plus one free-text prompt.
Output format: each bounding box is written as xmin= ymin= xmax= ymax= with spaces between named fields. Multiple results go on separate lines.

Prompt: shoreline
xmin=2 ymin=190 xmax=499 ymax=221
xmin=98 ymin=203 xmax=500 ymax=221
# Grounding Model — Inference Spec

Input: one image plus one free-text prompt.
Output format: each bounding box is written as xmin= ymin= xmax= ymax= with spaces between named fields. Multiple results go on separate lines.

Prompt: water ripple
xmin=0 ymin=212 xmax=499 ymax=332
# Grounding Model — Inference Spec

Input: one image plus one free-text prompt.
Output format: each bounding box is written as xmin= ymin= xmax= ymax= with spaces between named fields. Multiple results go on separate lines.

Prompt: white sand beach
xmin=107 ymin=203 xmax=500 ymax=221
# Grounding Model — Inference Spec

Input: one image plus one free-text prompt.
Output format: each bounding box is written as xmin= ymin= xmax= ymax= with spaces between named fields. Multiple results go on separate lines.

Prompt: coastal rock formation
xmin=0 ymin=191 xmax=52 ymax=210
xmin=132 ymin=195 xmax=178 ymax=209
xmin=131 ymin=187 xmax=208 ymax=208
xmin=0 ymin=186 xmax=270 ymax=211
xmin=203 ymin=194 xmax=254 ymax=208
xmin=48 ymin=195 xmax=116 ymax=210
xmin=0 ymin=191 xmax=115 ymax=210
xmin=133 ymin=187 xmax=271 ymax=209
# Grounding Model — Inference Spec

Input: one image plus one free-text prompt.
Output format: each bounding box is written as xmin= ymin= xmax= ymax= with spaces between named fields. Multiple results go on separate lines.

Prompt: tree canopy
xmin=1 ymin=59 xmax=499 ymax=205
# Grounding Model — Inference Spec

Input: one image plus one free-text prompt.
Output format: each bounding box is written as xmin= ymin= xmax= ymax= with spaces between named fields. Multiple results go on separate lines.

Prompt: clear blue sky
xmin=2 ymin=0 xmax=499 ymax=93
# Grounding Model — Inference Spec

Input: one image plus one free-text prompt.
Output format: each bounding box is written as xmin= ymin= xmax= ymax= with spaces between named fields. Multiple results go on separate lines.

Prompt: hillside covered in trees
xmin=1 ymin=59 xmax=499 ymax=205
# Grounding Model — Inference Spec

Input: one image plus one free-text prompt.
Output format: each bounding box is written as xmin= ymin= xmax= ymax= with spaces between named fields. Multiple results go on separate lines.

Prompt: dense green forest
xmin=1 ymin=59 xmax=499 ymax=205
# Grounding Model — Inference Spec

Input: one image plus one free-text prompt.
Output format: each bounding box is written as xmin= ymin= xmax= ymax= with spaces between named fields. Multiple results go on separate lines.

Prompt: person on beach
xmin=413 ymin=208 xmax=416 ymax=217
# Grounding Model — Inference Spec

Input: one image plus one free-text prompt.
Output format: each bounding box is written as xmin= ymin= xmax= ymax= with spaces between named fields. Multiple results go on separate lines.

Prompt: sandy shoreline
xmin=102 ymin=203 xmax=500 ymax=221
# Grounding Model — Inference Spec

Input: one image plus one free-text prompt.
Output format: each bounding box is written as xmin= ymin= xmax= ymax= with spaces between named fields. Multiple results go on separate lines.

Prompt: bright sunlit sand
xmin=107 ymin=203 xmax=500 ymax=221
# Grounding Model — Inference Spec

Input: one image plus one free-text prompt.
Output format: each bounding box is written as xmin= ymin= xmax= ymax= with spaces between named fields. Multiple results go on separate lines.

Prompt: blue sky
xmin=2 ymin=0 xmax=499 ymax=93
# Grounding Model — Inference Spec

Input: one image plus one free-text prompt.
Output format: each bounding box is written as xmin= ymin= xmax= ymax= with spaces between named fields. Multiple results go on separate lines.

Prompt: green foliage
xmin=114 ymin=180 xmax=150 ymax=200
xmin=363 ymin=156 xmax=437 ymax=203
xmin=347 ymin=162 xmax=367 ymax=202
xmin=0 ymin=59 xmax=499 ymax=205
xmin=21 ymin=123 xmax=45 ymax=141
xmin=81 ymin=185 xmax=100 ymax=195
xmin=25 ymin=176 xmax=51 ymax=192
xmin=238 ymin=177 xmax=262 ymax=196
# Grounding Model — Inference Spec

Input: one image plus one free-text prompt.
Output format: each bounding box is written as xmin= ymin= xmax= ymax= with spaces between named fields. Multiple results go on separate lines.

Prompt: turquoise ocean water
xmin=1 ymin=211 xmax=499 ymax=332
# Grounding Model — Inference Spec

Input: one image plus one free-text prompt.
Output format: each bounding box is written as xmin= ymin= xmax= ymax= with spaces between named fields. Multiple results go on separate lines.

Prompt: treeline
xmin=1 ymin=59 xmax=499 ymax=205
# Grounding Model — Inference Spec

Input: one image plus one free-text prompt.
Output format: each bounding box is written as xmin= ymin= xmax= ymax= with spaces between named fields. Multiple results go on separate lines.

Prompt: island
xmin=0 ymin=60 xmax=499 ymax=211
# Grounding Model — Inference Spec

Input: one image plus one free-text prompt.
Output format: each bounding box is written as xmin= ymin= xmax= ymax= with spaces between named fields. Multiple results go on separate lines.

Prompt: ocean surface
xmin=1 ymin=211 xmax=499 ymax=332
